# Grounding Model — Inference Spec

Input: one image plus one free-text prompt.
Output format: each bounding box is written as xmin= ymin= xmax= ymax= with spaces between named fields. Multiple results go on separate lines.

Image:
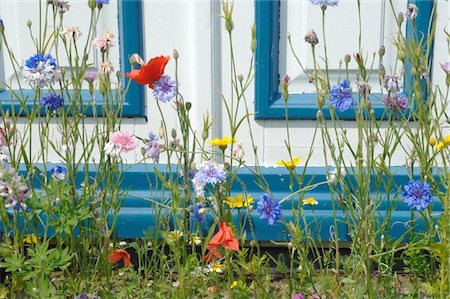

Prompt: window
xmin=254 ymin=0 xmax=434 ymax=120
xmin=0 ymin=1 xmax=145 ymax=117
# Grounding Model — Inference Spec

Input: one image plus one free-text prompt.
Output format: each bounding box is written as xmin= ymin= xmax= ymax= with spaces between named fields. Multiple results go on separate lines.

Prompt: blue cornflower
xmin=153 ymin=75 xmax=177 ymax=103
xmin=23 ymin=53 xmax=57 ymax=88
xmin=329 ymin=80 xmax=354 ymax=112
xmin=402 ymin=180 xmax=433 ymax=211
xmin=191 ymin=202 xmax=205 ymax=223
xmin=51 ymin=166 xmax=67 ymax=181
xmin=193 ymin=161 xmax=227 ymax=186
xmin=97 ymin=0 xmax=110 ymax=4
xmin=257 ymin=193 xmax=281 ymax=225
xmin=309 ymin=0 xmax=340 ymax=6
xmin=40 ymin=92 xmax=64 ymax=111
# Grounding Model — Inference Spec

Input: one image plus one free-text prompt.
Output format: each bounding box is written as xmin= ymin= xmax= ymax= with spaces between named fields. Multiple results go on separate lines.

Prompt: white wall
xmin=1 ymin=0 xmax=450 ymax=166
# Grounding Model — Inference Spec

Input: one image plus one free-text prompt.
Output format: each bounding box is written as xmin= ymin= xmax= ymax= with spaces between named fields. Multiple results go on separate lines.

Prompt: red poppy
xmin=124 ymin=55 xmax=170 ymax=89
xmin=205 ymin=221 xmax=239 ymax=262
xmin=108 ymin=249 xmax=131 ymax=267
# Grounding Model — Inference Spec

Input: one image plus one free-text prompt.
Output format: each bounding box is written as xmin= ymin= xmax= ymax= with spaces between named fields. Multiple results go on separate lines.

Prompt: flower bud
xmin=226 ymin=19 xmax=234 ymax=32
xmin=304 ymin=30 xmax=319 ymax=46
xmin=397 ymin=12 xmax=404 ymax=25
xmin=379 ymin=46 xmax=385 ymax=57
xmin=251 ymin=23 xmax=256 ymax=40
xmin=237 ymin=74 xmax=244 ymax=82
xmin=429 ymin=137 xmax=436 ymax=146
xmin=88 ymin=0 xmax=97 ymax=9
xmin=185 ymin=102 xmax=192 ymax=110
xmin=281 ymin=75 xmax=291 ymax=102
xmin=251 ymin=39 xmax=257 ymax=52
xmin=198 ymin=208 xmax=206 ymax=215
xmin=140 ymin=147 xmax=146 ymax=156
xmin=447 ymin=74 xmax=450 ymax=87
xmin=173 ymin=49 xmax=179 ymax=60
xmin=129 ymin=53 xmax=144 ymax=67
xmin=4 ymin=110 xmax=10 ymax=129
xmin=344 ymin=54 xmax=351 ymax=64
xmin=379 ymin=64 xmax=386 ymax=78
xmin=26 ymin=19 xmax=32 ymax=28
xmin=202 ymin=130 xmax=208 ymax=140
xmin=171 ymin=128 xmax=177 ymax=139
xmin=287 ymin=242 xmax=293 ymax=250
xmin=0 ymin=20 xmax=4 ymax=33
xmin=158 ymin=127 xmax=165 ymax=139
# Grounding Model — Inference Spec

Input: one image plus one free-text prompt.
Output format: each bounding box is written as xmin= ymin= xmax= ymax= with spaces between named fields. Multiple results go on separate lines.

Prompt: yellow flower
xmin=23 ymin=235 xmax=38 ymax=244
xmin=230 ymin=281 xmax=238 ymax=289
xmin=166 ymin=230 xmax=183 ymax=243
xmin=437 ymin=141 xmax=446 ymax=151
xmin=225 ymin=194 xmax=254 ymax=208
xmin=302 ymin=197 xmax=318 ymax=206
xmin=192 ymin=236 xmax=201 ymax=245
xmin=209 ymin=136 xmax=235 ymax=150
xmin=276 ymin=157 xmax=302 ymax=170
xmin=445 ymin=135 xmax=450 ymax=145
xmin=429 ymin=137 xmax=436 ymax=146
xmin=210 ymin=263 xmax=223 ymax=273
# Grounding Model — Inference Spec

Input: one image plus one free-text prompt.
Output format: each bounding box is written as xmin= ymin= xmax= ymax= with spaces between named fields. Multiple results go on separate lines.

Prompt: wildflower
xmin=23 ymin=53 xmax=58 ymax=88
xmin=93 ymin=31 xmax=116 ymax=52
xmin=104 ymin=141 xmax=122 ymax=158
xmin=437 ymin=142 xmax=445 ymax=151
xmin=232 ymin=141 xmax=245 ymax=160
xmin=329 ymin=80 xmax=354 ymax=112
xmin=381 ymin=93 xmax=408 ymax=111
xmin=309 ymin=0 xmax=339 ymax=6
xmin=402 ymin=180 xmax=433 ymax=211
xmin=206 ymin=221 xmax=239 ymax=261
xmin=108 ymin=249 xmax=131 ymax=267
xmin=56 ymin=0 xmax=70 ymax=14
xmin=192 ymin=236 xmax=201 ymax=245
xmin=167 ymin=230 xmax=183 ymax=243
xmin=1 ymin=170 xmax=31 ymax=211
xmin=51 ymin=166 xmax=67 ymax=181
xmin=23 ymin=235 xmax=38 ymax=244
xmin=62 ymin=26 xmax=82 ymax=40
xmin=429 ymin=137 xmax=436 ymax=146
xmin=118 ymin=241 xmax=127 ymax=246
xmin=144 ymin=132 xmax=161 ymax=163
xmin=209 ymin=263 xmax=223 ymax=273
xmin=193 ymin=161 xmax=227 ymax=186
xmin=124 ymin=55 xmax=170 ymax=89
xmin=153 ymin=75 xmax=177 ymax=103
xmin=444 ymin=135 xmax=450 ymax=145
xmin=281 ymin=75 xmax=291 ymax=101
xmin=405 ymin=4 xmax=418 ymax=20
xmin=303 ymin=197 xmax=318 ymax=206
xmin=440 ymin=62 xmax=450 ymax=74
xmin=209 ymin=136 xmax=235 ymax=150
xmin=40 ymin=92 xmax=64 ymax=111
xmin=257 ymin=193 xmax=282 ymax=225
xmin=225 ymin=194 xmax=254 ymax=209
xmin=74 ymin=292 xmax=100 ymax=299
xmin=99 ymin=60 xmax=114 ymax=74
xmin=304 ymin=30 xmax=319 ymax=46
xmin=383 ymin=75 xmax=402 ymax=92
xmin=109 ymin=131 xmax=138 ymax=153
xmin=293 ymin=293 xmax=305 ymax=299
xmin=191 ymin=202 xmax=205 ymax=223
xmin=276 ymin=157 xmax=301 ymax=170
xmin=230 ymin=281 xmax=238 ymax=289
xmin=84 ymin=72 xmax=97 ymax=82
xmin=357 ymin=81 xmax=371 ymax=98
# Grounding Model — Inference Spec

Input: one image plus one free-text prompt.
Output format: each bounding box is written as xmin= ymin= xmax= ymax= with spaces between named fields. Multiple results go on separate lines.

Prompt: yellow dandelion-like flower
xmin=192 ymin=236 xmax=201 ymax=245
xmin=429 ymin=137 xmax=436 ymax=146
xmin=23 ymin=235 xmax=38 ymax=244
xmin=444 ymin=135 xmax=450 ymax=145
xmin=210 ymin=263 xmax=223 ymax=273
xmin=276 ymin=157 xmax=302 ymax=170
xmin=225 ymin=194 xmax=254 ymax=208
xmin=230 ymin=281 xmax=238 ymax=289
xmin=209 ymin=136 xmax=235 ymax=150
xmin=437 ymin=141 xmax=446 ymax=151
xmin=302 ymin=197 xmax=318 ymax=206
xmin=167 ymin=230 xmax=183 ymax=243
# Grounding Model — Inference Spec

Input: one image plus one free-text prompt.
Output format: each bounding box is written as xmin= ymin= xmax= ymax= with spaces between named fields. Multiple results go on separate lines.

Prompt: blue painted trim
xmin=117 ymin=0 xmax=146 ymax=117
xmin=0 ymin=2 xmax=145 ymax=117
xmin=1 ymin=164 xmax=443 ymax=241
xmin=254 ymin=0 xmax=434 ymax=120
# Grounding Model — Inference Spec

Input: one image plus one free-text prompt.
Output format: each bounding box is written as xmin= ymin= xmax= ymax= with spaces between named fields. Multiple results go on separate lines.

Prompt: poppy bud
xmin=88 ymin=0 xmax=96 ymax=9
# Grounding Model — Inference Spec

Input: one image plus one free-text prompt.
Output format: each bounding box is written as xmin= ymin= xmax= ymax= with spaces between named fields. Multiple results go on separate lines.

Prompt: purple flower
xmin=51 ymin=166 xmax=67 ymax=181
xmin=191 ymin=202 xmax=205 ymax=223
xmin=257 ymin=194 xmax=281 ymax=225
xmin=329 ymin=80 xmax=354 ymax=112
xmin=84 ymin=72 xmax=97 ymax=82
xmin=193 ymin=161 xmax=226 ymax=186
xmin=23 ymin=53 xmax=57 ymax=88
xmin=293 ymin=293 xmax=305 ymax=299
xmin=145 ymin=132 xmax=160 ymax=163
xmin=40 ymin=92 xmax=64 ymax=111
xmin=381 ymin=93 xmax=408 ymax=111
xmin=1 ymin=170 xmax=31 ymax=211
xmin=383 ymin=75 xmax=402 ymax=92
xmin=309 ymin=0 xmax=339 ymax=6
xmin=74 ymin=293 xmax=100 ymax=299
xmin=153 ymin=75 xmax=177 ymax=103
xmin=402 ymin=180 xmax=433 ymax=211
xmin=441 ymin=62 xmax=450 ymax=74
xmin=97 ymin=0 xmax=110 ymax=4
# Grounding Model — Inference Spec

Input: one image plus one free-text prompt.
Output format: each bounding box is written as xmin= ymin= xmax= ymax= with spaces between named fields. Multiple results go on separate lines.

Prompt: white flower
xmin=119 ymin=241 xmax=127 ymax=246
xmin=62 ymin=26 xmax=82 ymax=40
xmin=99 ymin=60 xmax=114 ymax=74
xmin=104 ymin=141 xmax=122 ymax=157
xmin=232 ymin=141 xmax=244 ymax=160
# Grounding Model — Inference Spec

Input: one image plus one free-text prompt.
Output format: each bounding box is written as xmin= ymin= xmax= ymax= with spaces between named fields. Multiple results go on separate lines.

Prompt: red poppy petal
xmin=108 ymin=253 xmax=122 ymax=264
xmin=124 ymin=55 xmax=170 ymax=86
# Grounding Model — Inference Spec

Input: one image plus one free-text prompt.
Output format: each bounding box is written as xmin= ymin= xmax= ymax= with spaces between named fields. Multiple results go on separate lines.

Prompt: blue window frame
xmin=0 ymin=1 xmax=145 ymax=117
xmin=254 ymin=0 xmax=434 ymax=120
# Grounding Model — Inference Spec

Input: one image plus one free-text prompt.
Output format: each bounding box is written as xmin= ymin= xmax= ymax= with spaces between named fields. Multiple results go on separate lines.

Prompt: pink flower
xmin=92 ymin=37 xmax=108 ymax=50
xmin=293 ymin=293 xmax=304 ymax=299
xmin=109 ymin=131 xmax=137 ymax=152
